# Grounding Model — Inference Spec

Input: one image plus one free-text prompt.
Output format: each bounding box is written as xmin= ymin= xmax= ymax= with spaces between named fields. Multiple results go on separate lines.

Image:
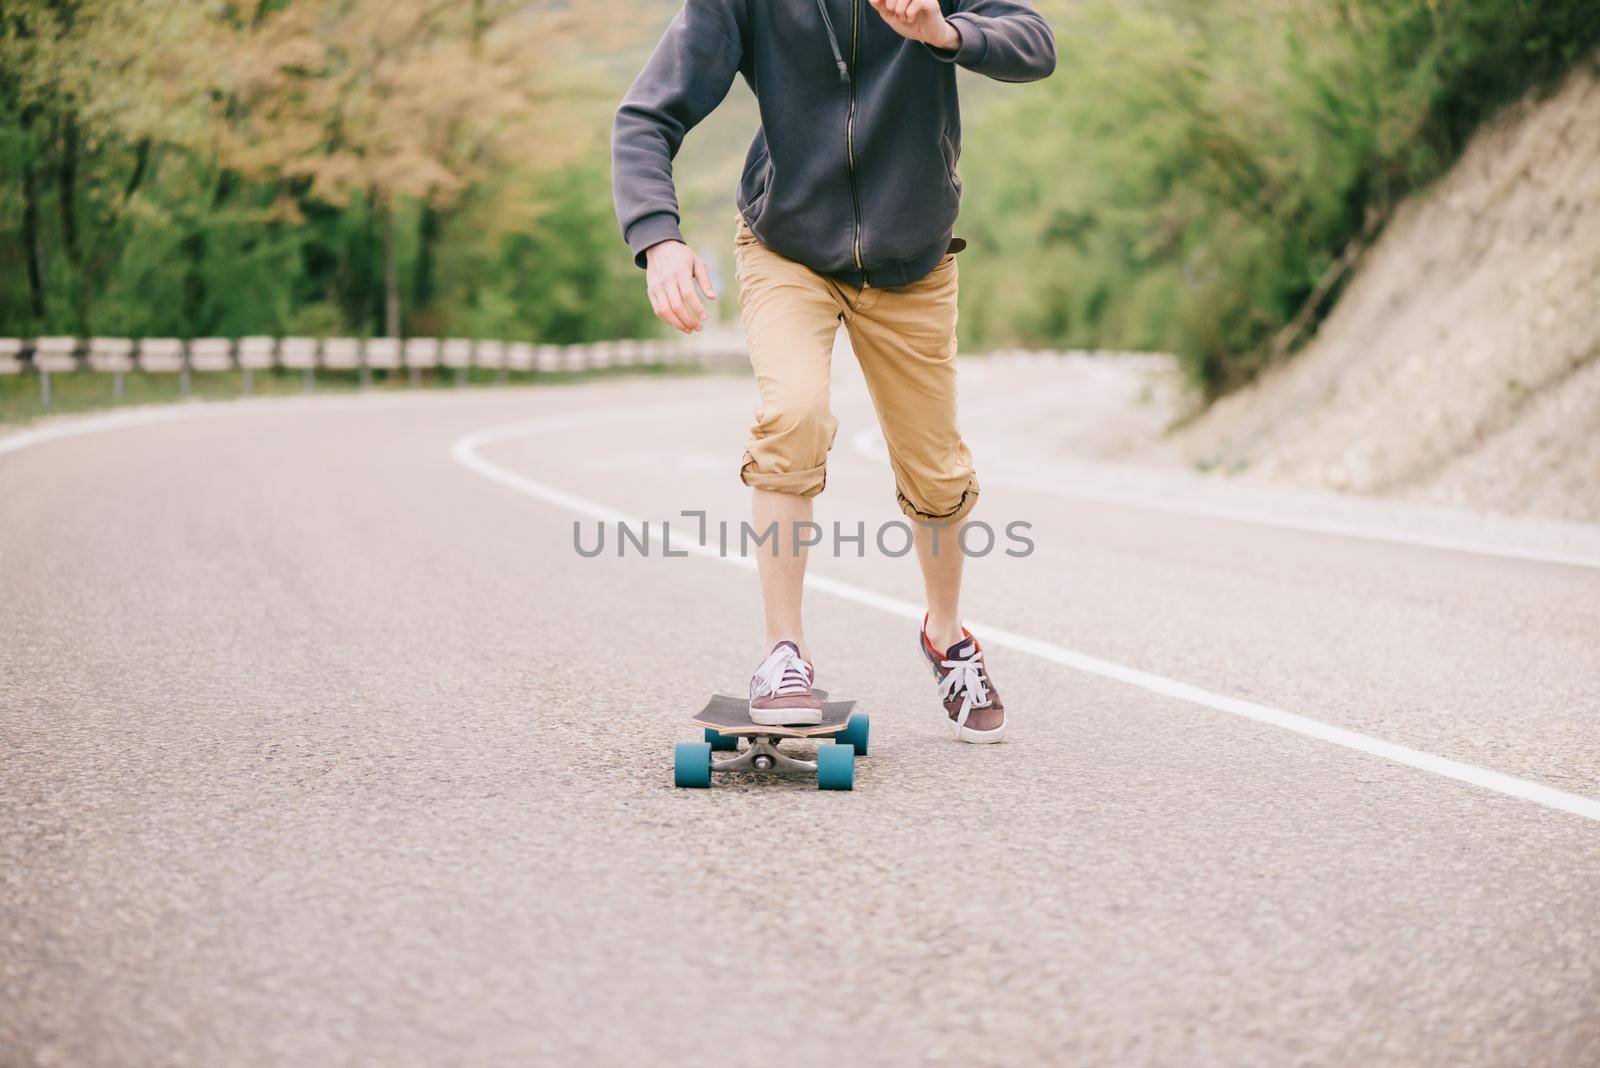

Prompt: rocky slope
xmin=1172 ymin=58 xmax=1600 ymax=522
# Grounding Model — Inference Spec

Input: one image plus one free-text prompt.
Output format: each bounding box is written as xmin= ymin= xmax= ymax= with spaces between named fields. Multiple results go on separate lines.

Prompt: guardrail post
xmin=402 ymin=337 xmax=438 ymax=387
xmin=321 ymin=337 xmax=360 ymax=386
xmin=238 ymin=336 xmax=275 ymax=396
xmin=362 ymin=337 xmax=400 ymax=387
xmin=278 ymin=337 xmax=317 ymax=392
xmin=94 ymin=337 xmax=128 ymax=401
xmin=34 ymin=337 xmax=79 ymax=409
xmin=440 ymin=339 xmax=471 ymax=387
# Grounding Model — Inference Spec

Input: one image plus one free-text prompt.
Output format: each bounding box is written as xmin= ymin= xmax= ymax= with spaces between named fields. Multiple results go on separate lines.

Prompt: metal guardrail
xmin=0 ymin=335 xmax=1162 ymax=410
xmin=0 ymin=334 xmax=752 ymax=407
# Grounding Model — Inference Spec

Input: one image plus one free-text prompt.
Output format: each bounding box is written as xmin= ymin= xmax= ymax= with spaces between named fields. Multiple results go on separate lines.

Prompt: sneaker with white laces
xmin=748 ymin=640 xmax=823 ymax=725
xmin=919 ymin=619 xmax=1006 ymax=743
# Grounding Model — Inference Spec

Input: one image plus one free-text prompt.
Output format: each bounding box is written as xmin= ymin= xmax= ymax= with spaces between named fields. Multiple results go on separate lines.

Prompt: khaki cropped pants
xmin=733 ymin=217 xmax=979 ymax=524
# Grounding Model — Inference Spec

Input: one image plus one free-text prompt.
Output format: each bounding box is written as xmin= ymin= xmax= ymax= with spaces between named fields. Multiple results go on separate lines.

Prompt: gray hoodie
xmin=612 ymin=0 xmax=1056 ymax=288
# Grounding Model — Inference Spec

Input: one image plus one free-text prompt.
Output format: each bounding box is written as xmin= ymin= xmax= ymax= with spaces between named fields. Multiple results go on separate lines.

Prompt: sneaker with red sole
xmin=920 ymin=619 xmax=1006 ymax=743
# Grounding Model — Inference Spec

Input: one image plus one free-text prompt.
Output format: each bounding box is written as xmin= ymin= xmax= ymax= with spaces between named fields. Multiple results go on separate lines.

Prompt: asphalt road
xmin=2 ymin=358 xmax=1598 ymax=1066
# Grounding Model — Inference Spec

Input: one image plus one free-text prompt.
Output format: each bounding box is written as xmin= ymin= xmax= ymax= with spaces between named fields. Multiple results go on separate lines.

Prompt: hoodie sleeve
xmin=926 ymin=0 xmax=1056 ymax=83
xmin=612 ymin=1 xmax=748 ymax=267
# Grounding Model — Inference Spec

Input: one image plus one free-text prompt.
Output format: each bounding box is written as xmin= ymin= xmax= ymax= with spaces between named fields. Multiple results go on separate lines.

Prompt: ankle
xmin=923 ymin=616 xmax=964 ymax=652
xmin=767 ymin=635 xmax=810 ymax=661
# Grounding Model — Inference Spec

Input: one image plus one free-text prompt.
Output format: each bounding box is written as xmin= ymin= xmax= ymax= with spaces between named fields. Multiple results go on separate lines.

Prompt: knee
xmin=759 ymin=392 xmax=835 ymax=448
xmin=743 ymin=391 xmax=836 ymax=496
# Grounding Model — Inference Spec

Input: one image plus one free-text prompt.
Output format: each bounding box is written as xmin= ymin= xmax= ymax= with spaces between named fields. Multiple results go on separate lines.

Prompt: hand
xmin=644 ymin=239 xmax=716 ymax=334
xmin=866 ymin=0 xmax=960 ymax=50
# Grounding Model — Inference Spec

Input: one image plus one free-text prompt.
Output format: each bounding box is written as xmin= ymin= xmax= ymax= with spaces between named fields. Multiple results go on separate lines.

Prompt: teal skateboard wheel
xmin=704 ymin=728 xmax=738 ymax=752
xmin=816 ymin=743 xmax=855 ymax=791
xmin=835 ymin=712 xmax=870 ymax=756
xmin=674 ymin=741 xmax=713 ymax=788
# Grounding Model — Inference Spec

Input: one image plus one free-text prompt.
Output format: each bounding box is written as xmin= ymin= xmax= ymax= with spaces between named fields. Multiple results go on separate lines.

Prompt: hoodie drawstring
xmin=815 ymin=0 xmax=850 ymax=83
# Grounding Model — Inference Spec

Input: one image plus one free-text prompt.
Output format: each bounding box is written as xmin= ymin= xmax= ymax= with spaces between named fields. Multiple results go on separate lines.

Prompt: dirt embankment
xmin=1172 ymin=58 xmax=1600 ymax=522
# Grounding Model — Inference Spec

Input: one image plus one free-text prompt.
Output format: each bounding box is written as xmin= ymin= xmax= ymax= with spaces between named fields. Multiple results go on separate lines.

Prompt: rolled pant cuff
xmin=896 ymin=476 xmax=980 ymax=525
xmin=739 ymin=454 xmax=828 ymax=498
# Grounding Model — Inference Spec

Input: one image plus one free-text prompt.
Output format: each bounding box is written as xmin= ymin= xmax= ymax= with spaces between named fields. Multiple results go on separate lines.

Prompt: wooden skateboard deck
xmin=693 ymin=692 xmax=857 ymax=739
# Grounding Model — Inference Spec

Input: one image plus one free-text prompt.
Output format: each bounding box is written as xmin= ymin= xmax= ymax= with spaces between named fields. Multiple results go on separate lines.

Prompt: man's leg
xmin=753 ymin=487 xmax=813 ymax=657
xmin=734 ymin=217 xmax=847 ymax=722
xmin=914 ymin=519 xmax=966 ymax=653
xmin=845 ymin=253 xmax=979 ymax=592
xmin=847 ymin=253 xmax=1006 ymax=741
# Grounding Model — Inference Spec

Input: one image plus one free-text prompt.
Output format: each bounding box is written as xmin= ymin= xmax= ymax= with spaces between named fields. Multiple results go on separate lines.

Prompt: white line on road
xmin=457 ymin=417 xmax=1600 ymax=824
xmin=0 ymin=387 xmax=737 ymax=460
xmin=0 ymin=390 xmax=585 ymax=458
xmin=6 ymin=398 xmax=1592 ymax=822
xmin=849 ymin=428 xmax=1600 ymax=570
xmin=0 ymin=404 xmax=238 ymax=456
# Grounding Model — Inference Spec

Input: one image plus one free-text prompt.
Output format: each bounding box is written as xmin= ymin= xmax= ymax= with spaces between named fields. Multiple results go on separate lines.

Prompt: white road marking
xmin=456 ymin=416 xmax=1600 ymax=824
xmin=0 ymin=390 xmax=599 ymax=458
xmin=5 ymin=397 xmax=1592 ymax=822
xmin=0 ymin=403 xmax=237 ymax=456
xmin=0 ymin=387 xmax=736 ymax=460
xmin=850 ymin=428 xmax=1600 ymax=571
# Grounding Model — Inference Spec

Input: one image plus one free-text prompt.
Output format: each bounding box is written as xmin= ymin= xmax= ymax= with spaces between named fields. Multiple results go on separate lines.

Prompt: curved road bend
xmin=2 ymin=369 xmax=1598 ymax=1066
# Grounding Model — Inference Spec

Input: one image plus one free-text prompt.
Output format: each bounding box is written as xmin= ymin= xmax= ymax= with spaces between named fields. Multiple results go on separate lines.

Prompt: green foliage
xmin=4 ymin=0 xmax=1594 ymax=388
xmin=0 ymin=0 xmax=649 ymax=345
xmin=957 ymin=0 xmax=1600 ymax=392
xmin=432 ymin=165 xmax=657 ymax=343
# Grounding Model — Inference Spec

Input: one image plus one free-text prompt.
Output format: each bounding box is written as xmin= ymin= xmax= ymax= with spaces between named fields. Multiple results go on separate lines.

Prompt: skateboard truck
xmin=710 ymin=737 xmax=818 ymax=775
xmin=676 ymin=693 xmax=870 ymax=790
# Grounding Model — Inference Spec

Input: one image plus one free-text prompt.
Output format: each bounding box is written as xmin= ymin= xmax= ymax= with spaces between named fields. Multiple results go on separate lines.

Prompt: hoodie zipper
xmin=845 ymin=0 xmax=868 ymax=287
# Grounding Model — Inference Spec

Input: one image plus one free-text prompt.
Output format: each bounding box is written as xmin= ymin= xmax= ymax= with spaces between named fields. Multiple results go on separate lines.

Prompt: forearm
xmin=928 ymin=0 xmax=1055 ymax=82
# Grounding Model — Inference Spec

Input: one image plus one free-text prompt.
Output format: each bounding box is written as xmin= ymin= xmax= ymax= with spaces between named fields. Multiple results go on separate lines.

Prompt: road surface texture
xmin=3 ymin=353 xmax=1598 ymax=1066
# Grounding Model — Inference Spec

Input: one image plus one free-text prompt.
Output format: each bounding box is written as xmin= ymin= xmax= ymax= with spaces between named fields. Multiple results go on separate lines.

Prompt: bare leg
xmin=752 ymin=487 xmax=813 ymax=659
xmin=915 ymin=517 xmax=968 ymax=651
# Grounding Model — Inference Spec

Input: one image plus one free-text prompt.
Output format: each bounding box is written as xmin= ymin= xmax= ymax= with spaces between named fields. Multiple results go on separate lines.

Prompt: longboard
xmin=692 ymin=691 xmax=856 ymax=739
xmin=674 ymin=692 xmax=870 ymax=791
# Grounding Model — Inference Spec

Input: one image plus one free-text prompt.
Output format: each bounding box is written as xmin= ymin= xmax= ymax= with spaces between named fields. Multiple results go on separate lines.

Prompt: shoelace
xmin=939 ymin=650 xmax=991 ymax=730
xmin=751 ymin=645 xmax=812 ymax=699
